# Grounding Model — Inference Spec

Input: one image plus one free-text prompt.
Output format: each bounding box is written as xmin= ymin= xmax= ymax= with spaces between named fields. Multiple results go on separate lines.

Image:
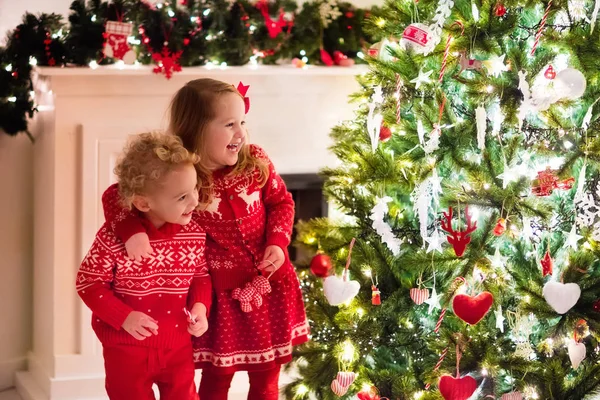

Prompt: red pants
xmin=103 ymin=343 xmax=198 ymax=400
xmin=198 ymin=366 xmax=280 ymax=400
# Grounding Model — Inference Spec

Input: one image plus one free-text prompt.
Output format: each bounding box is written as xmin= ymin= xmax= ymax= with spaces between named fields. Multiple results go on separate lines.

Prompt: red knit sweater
xmin=102 ymin=145 xmax=309 ymax=372
xmin=76 ymin=218 xmax=211 ymax=349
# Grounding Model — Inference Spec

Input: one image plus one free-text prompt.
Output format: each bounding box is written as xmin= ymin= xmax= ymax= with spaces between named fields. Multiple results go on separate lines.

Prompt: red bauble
xmin=345 ymin=11 xmax=355 ymax=18
xmin=439 ymin=375 xmax=478 ymax=400
xmin=310 ymin=254 xmax=332 ymax=277
xmin=494 ymin=3 xmax=507 ymax=17
xmin=593 ymin=299 xmax=600 ymax=312
xmin=357 ymin=386 xmax=380 ymax=400
xmin=379 ymin=124 xmax=392 ymax=141
xmin=183 ymin=38 xmax=190 ymax=46
xmin=452 ymin=292 xmax=493 ymax=325
xmin=493 ymin=218 xmax=506 ymax=236
xmin=544 ymin=65 xmax=556 ymax=80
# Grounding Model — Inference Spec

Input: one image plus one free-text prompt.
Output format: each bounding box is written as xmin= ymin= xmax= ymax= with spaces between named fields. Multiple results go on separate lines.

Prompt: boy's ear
xmin=132 ymin=195 xmax=151 ymax=212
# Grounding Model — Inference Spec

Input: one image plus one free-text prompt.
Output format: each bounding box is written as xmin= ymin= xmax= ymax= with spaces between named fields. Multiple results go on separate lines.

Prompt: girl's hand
xmin=187 ymin=303 xmax=208 ymax=337
xmin=258 ymin=245 xmax=285 ymax=273
xmin=122 ymin=311 xmax=159 ymax=340
xmin=125 ymin=232 xmax=154 ymax=262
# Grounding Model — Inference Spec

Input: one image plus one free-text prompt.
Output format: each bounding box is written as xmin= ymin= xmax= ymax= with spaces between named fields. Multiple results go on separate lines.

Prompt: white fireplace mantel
xmin=16 ymin=64 xmax=364 ymax=400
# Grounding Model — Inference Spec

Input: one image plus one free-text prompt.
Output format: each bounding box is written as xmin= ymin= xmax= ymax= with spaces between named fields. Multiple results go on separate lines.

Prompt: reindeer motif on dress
xmin=236 ymin=185 xmax=261 ymax=213
xmin=199 ymin=195 xmax=222 ymax=219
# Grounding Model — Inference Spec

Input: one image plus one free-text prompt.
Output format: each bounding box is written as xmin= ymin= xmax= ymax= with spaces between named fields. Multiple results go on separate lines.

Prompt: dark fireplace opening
xmin=281 ymin=174 xmax=327 ymax=263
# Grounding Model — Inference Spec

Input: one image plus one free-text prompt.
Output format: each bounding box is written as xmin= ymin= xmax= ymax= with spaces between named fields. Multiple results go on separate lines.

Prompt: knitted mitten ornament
xmin=232 ymin=275 xmax=272 ymax=312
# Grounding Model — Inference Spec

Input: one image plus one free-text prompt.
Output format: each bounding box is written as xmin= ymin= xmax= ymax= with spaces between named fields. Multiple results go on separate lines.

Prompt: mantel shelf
xmin=35 ymin=63 xmax=369 ymax=77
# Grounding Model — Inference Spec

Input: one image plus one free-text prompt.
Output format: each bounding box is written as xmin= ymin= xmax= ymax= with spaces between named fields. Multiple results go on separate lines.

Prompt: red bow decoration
xmin=237 ymin=82 xmax=250 ymax=114
xmin=232 ymin=275 xmax=271 ymax=312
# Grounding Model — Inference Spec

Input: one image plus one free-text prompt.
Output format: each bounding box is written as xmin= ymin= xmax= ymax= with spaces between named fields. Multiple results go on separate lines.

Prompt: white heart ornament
xmin=323 ymin=275 xmax=361 ymax=306
xmin=542 ymin=281 xmax=580 ymax=314
xmin=501 ymin=392 xmax=523 ymax=400
xmin=568 ymin=339 xmax=586 ymax=369
xmin=330 ymin=379 xmax=348 ymax=396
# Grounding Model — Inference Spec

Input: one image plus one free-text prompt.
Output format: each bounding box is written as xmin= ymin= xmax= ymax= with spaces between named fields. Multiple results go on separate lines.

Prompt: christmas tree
xmin=286 ymin=0 xmax=600 ymax=397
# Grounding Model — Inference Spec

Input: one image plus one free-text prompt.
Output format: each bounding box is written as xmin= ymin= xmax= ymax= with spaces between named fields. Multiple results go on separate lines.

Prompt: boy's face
xmin=203 ymin=92 xmax=247 ymax=170
xmin=136 ymin=163 xmax=199 ymax=228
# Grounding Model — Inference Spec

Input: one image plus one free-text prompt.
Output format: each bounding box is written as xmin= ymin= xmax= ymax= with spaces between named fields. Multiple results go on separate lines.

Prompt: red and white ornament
xmin=410 ymin=287 xmax=430 ymax=305
xmin=452 ymin=292 xmax=494 ymax=325
xmin=330 ymin=371 xmax=356 ymax=396
xmin=544 ymin=65 xmax=556 ymax=79
xmin=103 ymin=21 xmax=136 ymax=63
xmin=372 ymin=285 xmax=381 ymax=305
xmin=541 ymin=250 xmax=553 ymax=276
xmin=401 ymin=23 xmax=434 ymax=54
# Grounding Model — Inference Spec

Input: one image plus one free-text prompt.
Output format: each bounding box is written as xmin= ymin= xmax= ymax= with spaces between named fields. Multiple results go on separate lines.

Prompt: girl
xmin=102 ymin=79 xmax=309 ymax=399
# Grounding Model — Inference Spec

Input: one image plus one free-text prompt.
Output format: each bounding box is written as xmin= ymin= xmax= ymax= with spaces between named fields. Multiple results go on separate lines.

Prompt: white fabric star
xmin=564 ymin=225 xmax=583 ymax=250
xmin=425 ymin=286 xmax=442 ymax=314
xmin=485 ymin=53 xmax=508 ymax=77
xmin=426 ymin=229 xmax=445 ymax=253
xmin=410 ymin=69 xmax=433 ymax=89
xmin=488 ymin=247 xmax=508 ymax=268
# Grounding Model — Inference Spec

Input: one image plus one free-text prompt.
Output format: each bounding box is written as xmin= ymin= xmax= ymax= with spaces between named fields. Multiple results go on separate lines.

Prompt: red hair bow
xmin=236 ymin=81 xmax=250 ymax=114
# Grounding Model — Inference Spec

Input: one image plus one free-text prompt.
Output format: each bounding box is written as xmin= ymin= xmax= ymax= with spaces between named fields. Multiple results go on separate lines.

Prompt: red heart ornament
xmin=452 ymin=292 xmax=493 ymax=325
xmin=439 ymin=375 xmax=478 ymax=400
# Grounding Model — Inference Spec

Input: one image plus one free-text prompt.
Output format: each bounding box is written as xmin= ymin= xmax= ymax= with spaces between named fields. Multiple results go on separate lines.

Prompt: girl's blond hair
xmin=168 ymin=78 xmax=269 ymax=203
xmin=114 ymin=131 xmax=200 ymax=209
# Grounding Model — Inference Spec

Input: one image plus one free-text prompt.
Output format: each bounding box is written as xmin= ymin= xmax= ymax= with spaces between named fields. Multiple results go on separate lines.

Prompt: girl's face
xmin=202 ymin=92 xmax=247 ymax=171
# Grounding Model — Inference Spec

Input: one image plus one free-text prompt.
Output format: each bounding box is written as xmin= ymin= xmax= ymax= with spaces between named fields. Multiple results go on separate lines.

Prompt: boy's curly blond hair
xmin=114 ymin=132 xmax=200 ymax=209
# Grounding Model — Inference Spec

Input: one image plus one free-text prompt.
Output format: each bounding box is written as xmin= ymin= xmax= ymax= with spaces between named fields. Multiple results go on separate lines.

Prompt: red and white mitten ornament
xmin=330 ymin=371 xmax=356 ymax=396
xmin=310 ymin=253 xmax=332 ymax=278
xmin=103 ymin=21 xmax=136 ymax=63
xmin=410 ymin=287 xmax=430 ymax=305
xmin=452 ymin=292 xmax=494 ymax=325
xmin=439 ymin=375 xmax=478 ymax=400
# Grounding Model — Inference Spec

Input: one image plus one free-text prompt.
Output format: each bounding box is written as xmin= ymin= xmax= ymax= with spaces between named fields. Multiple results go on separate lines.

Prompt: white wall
xmin=0 ymin=0 xmax=382 ymax=44
xmin=0 ymin=132 xmax=34 ymax=390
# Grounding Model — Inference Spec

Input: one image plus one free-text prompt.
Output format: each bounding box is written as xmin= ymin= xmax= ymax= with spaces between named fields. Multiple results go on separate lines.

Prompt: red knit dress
xmin=102 ymin=145 xmax=309 ymax=374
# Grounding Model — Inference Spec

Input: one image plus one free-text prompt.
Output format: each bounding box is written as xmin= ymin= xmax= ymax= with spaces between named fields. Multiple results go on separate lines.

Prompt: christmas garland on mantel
xmin=0 ymin=0 xmax=378 ymax=139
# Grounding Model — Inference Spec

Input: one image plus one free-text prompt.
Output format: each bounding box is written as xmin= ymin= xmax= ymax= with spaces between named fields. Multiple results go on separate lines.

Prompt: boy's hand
xmin=122 ymin=311 xmax=159 ymax=340
xmin=258 ymin=245 xmax=285 ymax=273
xmin=125 ymin=232 xmax=154 ymax=262
xmin=187 ymin=303 xmax=208 ymax=337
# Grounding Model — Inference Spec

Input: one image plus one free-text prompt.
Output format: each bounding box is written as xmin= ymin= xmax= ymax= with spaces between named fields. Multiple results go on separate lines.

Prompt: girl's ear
xmin=132 ymin=195 xmax=151 ymax=212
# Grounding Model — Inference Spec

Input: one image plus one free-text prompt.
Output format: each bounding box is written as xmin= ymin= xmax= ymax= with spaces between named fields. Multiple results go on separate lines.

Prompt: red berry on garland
xmin=310 ymin=253 xmax=332 ymax=277
xmin=183 ymin=38 xmax=190 ymax=46
xmin=544 ymin=65 xmax=556 ymax=80
xmin=495 ymin=3 xmax=507 ymax=16
xmin=345 ymin=11 xmax=355 ymax=18
xmin=379 ymin=123 xmax=392 ymax=142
